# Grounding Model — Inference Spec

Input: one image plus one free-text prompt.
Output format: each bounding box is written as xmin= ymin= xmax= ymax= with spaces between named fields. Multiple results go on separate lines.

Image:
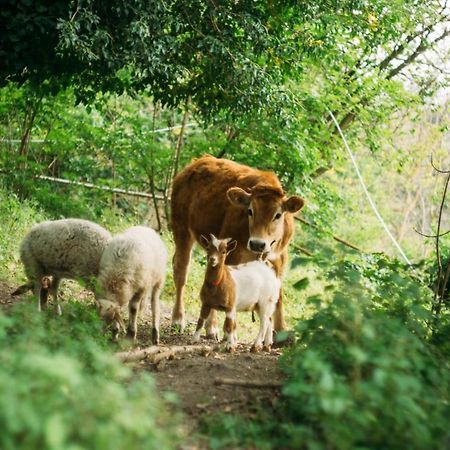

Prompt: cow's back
xmin=171 ymin=155 xmax=280 ymax=241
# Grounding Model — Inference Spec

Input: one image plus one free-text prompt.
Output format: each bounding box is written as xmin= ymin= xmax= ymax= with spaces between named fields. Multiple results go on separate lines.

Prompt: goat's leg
xmin=252 ymin=299 xmax=276 ymax=352
xmin=127 ymin=289 xmax=145 ymax=341
xmin=205 ymin=309 xmax=219 ymax=341
xmin=251 ymin=312 xmax=266 ymax=353
xmin=263 ymin=316 xmax=274 ymax=351
xmin=224 ymin=308 xmax=237 ymax=352
xmin=171 ymin=232 xmax=194 ymax=332
xmin=150 ymin=282 xmax=162 ymax=345
xmin=192 ymin=304 xmax=211 ymax=342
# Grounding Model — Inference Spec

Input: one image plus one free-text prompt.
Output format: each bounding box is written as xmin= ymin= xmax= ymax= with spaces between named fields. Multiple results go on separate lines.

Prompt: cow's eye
xmin=248 ymin=209 xmax=253 ymax=217
xmin=274 ymin=212 xmax=282 ymax=221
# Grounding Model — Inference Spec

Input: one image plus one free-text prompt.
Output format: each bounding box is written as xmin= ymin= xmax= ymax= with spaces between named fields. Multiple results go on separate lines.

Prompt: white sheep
xmin=13 ymin=218 xmax=112 ymax=314
xmin=96 ymin=226 xmax=167 ymax=344
xmin=193 ymin=234 xmax=281 ymax=352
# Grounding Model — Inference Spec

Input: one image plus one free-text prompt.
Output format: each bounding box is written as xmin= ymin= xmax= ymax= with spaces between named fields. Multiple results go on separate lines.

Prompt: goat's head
xmin=200 ymin=233 xmax=237 ymax=267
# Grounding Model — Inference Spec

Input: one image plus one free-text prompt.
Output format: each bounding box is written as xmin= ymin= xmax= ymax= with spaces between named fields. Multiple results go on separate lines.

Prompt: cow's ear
xmin=283 ymin=196 xmax=305 ymax=213
xmin=200 ymin=234 xmax=209 ymax=248
xmin=227 ymin=187 xmax=251 ymax=207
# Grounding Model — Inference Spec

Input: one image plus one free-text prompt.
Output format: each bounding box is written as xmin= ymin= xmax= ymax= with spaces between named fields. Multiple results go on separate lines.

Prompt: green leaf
xmin=293 ymin=277 xmax=310 ymax=291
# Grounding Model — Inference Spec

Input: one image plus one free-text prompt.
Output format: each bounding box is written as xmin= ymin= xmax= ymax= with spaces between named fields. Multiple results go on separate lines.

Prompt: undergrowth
xmin=0 ymin=300 xmax=181 ymax=450
xmin=203 ymin=253 xmax=450 ymax=450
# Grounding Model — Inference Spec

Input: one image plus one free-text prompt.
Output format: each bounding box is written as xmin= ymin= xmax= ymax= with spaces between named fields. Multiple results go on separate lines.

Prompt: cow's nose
xmin=249 ymin=239 xmax=266 ymax=253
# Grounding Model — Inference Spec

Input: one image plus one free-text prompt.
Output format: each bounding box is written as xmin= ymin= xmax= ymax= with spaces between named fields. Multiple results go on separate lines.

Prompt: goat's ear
xmin=227 ymin=240 xmax=238 ymax=254
xmin=282 ymin=195 xmax=305 ymax=213
xmin=210 ymin=233 xmax=221 ymax=250
xmin=227 ymin=187 xmax=251 ymax=208
xmin=200 ymin=234 xmax=209 ymax=248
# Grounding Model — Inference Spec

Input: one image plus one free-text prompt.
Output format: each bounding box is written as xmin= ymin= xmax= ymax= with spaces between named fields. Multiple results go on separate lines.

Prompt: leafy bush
xmin=0 ymin=301 xmax=181 ymax=450
xmin=280 ymin=293 xmax=450 ymax=450
xmin=202 ymin=254 xmax=450 ymax=450
xmin=0 ymin=186 xmax=45 ymax=279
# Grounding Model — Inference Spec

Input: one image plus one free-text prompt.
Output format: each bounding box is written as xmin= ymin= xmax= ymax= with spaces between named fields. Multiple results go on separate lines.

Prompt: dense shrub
xmin=203 ymin=254 xmax=450 ymax=450
xmin=280 ymin=293 xmax=450 ymax=450
xmin=0 ymin=301 xmax=180 ymax=450
xmin=0 ymin=187 xmax=45 ymax=278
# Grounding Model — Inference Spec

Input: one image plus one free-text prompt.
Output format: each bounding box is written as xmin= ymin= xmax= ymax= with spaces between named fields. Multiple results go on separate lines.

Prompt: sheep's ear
xmin=200 ymin=234 xmax=209 ymax=248
xmin=96 ymin=299 xmax=110 ymax=317
xmin=114 ymin=312 xmax=127 ymax=333
xmin=227 ymin=240 xmax=238 ymax=254
xmin=96 ymin=299 xmax=118 ymax=320
xmin=227 ymin=187 xmax=251 ymax=208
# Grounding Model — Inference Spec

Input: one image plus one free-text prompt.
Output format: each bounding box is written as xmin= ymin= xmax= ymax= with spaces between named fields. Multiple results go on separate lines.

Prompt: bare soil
xmin=1 ymin=279 xmax=285 ymax=447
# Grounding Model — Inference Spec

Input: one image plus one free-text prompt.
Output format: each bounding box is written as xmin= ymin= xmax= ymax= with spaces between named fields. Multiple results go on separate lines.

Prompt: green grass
xmin=1 ymin=182 xmax=311 ymax=344
xmin=0 ymin=187 xmax=46 ymax=281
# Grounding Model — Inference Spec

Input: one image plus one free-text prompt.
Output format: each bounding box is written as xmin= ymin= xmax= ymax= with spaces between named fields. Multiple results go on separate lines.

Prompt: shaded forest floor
xmin=0 ymin=280 xmax=284 ymax=448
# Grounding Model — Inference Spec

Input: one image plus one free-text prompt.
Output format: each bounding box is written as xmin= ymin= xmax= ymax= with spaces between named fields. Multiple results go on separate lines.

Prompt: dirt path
xmin=1 ymin=280 xmax=284 ymax=445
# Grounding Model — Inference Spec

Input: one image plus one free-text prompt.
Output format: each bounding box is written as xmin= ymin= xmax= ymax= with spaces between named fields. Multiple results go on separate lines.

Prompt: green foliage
xmin=0 ymin=186 xmax=45 ymax=279
xmin=2 ymin=0 xmax=447 ymax=121
xmin=203 ymin=253 xmax=450 ymax=449
xmin=0 ymin=301 xmax=180 ymax=450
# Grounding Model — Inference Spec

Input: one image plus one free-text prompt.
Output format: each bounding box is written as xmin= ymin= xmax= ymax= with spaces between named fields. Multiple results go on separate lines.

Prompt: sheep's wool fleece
xmin=20 ymin=218 xmax=112 ymax=279
xmin=99 ymin=226 xmax=167 ymax=292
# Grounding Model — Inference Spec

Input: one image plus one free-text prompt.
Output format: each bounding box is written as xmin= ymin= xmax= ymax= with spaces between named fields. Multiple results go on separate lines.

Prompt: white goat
xmin=97 ymin=226 xmax=167 ymax=344
xmin=193 ymin=234 xmax=281 ymax=352
xmin=13 ymin=219 xmax=112 ymax=314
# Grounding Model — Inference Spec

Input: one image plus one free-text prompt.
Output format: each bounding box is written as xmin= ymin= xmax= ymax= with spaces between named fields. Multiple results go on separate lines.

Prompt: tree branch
xmin=295 ymin=216 xmax=363 ymax=252
xmin=386 ymin=28 xmax=450 ymax=80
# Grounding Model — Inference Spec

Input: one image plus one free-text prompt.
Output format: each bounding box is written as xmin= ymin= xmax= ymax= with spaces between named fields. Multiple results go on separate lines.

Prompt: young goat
xmin=193 ymin=234 xmax=280 ymax=352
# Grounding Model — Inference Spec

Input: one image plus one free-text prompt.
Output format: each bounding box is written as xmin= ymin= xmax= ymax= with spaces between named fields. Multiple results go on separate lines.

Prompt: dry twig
xmin=214 ymin=377 xmax=283 ymax=389
xmin=115 ymin=344 xmax=219 ymax=363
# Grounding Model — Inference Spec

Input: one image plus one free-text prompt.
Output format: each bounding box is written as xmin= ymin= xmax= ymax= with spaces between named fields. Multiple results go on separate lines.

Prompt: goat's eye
xmin=274 ymin=212 xmax=282 ymax=221
xmin=222 ymin=251 xmax=226 ymax=255
xmin=248 ymin=209 xmax=253 ymax=217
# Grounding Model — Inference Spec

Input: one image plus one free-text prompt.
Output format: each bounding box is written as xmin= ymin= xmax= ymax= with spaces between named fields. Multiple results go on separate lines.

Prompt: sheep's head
xmin=200 ymin=233 xmax=237 ymax=267
xmin=96 ymin=299 xmax=126 ymax=340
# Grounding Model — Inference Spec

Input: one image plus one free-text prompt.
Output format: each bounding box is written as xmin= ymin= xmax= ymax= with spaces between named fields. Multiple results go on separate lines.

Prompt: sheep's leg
xmin=224 ymin=308 xmax=237 ymax=352
xmin=150 ymin=283 xmax=161 ymax=345
xmin=205 ymin=309 xmax=219 ymax=341
xmin=127 ymin=290 xmax=145 ymax=341
xmin=172 ymin=232 xmax=194 ymax=333
xmin=192 ymin=304 xmax=211 ymax=342
xmin=25 ymin=262 xmax=43 ymax=311
xmin=49 ymin=276 xmax=62 ymax=315
xmin=38 ymin=279 xmax=49 ymax=312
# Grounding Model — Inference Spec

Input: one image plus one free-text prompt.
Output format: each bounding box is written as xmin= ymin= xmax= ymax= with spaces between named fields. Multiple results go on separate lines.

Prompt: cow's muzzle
xmin=248 ymin=239 xmax=269 ymax=253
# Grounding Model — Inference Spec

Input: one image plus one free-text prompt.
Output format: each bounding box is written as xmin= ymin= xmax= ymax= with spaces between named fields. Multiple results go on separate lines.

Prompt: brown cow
xmin=170 ymin=155 xmax=304 ymax=336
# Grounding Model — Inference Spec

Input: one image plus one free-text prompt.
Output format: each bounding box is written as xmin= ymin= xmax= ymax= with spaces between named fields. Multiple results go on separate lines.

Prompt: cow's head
xmin=227 ymin=185 xmax=304 ymax=254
